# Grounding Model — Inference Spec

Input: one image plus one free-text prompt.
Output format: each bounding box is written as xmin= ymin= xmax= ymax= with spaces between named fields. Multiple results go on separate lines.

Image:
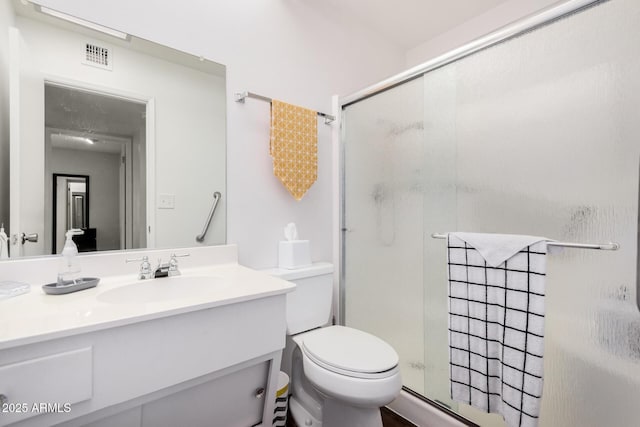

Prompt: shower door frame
xmin=339 ymin=0 xmax=603 ymax=108
xmin=335 ymin=0 xmax=606 ymax=421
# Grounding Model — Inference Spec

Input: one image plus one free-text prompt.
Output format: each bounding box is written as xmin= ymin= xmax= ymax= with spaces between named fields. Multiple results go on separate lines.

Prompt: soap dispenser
xmin=43 ymin=229 xmax=100 ymax=295
xmin=58 ymin=229 xmax=84 ymax=286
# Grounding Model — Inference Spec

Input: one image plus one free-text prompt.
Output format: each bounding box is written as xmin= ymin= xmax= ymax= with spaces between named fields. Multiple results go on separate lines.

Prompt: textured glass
xmin=422 ymin=66 xmax=459 ymax=411
xmin=343 ymin=77 xmax=426 ymax=394
xmin=343 ymin=0 xmax=640 ymax=426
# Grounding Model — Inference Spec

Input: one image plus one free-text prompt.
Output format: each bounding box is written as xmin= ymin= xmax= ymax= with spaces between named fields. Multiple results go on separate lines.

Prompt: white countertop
xmin=0 ymin=263 xmax=295 ymax=350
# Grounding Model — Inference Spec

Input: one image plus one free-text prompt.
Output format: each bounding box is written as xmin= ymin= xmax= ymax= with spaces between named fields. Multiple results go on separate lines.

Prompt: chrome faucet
xmin=126 ymin=253 xmax=189 ymax=280
xmin=154 ymin=253 xmax=190 ymax=277
xmin=126 ymin=256 xmax=153 ymax=280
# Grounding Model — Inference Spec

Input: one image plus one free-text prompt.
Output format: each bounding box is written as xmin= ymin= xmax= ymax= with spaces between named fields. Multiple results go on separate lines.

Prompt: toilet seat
xmin=301 ymin=348 xmax=403 ymax=408
xmin=299 ymin=326 xmax=399 ymax=379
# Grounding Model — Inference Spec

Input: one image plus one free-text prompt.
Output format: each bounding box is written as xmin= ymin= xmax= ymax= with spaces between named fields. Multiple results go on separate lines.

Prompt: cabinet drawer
xmin=0 ymin=347 xmax=93 ymax=426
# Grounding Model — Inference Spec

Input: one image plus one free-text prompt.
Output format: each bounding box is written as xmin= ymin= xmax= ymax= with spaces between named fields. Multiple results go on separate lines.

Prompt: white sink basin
xmin=98 ymin=275 xmax=229 ymax=304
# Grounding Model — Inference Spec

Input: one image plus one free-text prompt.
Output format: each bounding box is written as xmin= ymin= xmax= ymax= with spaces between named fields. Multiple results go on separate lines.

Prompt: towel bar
xmin=431 ymin=233 xmax=619 ymax=250
xmin=234 ymin=91 xmax=336 ymax=124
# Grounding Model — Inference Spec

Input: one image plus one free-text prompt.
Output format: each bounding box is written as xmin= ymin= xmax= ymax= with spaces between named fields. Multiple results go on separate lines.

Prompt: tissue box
xmin=279 ymin=240 xmax=311 ymax=269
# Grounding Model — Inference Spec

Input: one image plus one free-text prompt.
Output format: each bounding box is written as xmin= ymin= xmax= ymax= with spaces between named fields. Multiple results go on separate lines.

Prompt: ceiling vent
xmin=83 ymin=43 xmax=112 ymax=70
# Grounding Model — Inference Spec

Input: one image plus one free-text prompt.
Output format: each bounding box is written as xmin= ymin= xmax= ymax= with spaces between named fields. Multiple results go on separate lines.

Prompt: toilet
xmin=265 ymin=263 xmax=402 ymax=427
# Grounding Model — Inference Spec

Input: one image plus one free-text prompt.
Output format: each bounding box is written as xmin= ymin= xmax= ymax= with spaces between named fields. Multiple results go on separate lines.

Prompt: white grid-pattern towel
xmin=447 ymin=233 xmax=547 ymax=427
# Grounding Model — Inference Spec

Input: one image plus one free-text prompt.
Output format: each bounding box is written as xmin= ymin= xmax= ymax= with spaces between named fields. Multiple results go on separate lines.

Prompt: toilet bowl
xmin=264 ymin=263 xmax=402 ymax=427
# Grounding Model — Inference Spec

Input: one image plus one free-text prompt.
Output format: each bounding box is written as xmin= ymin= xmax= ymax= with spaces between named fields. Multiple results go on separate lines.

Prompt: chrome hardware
xmin=20 ymin=232 xmax=39 ymax=244
xmin=340 ymin=0 xmax=602 ymax=107
xmin=196 ymin=192 xmax=222 ymax=242
xmin=154 ymin=258 xmax=169 ymax=278
xmin=254 ymin=387 xmax=265 ymax=399
xmin=235 ymin=91 xmax=336 ymax=124
xmin=431 ymin=233 xmax=620 ymax=251
xmin=126 ymin=253 xmax=190 ymax=280
xmin=126 ymin=256 xmax=153 ymax=280
xmin=146 ymin=253 xmax=191 ymax=279
xmin=168 ymin=253 xmax=190 ymax=277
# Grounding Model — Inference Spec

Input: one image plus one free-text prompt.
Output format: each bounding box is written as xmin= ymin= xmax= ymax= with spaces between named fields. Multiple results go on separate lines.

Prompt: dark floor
xmin=381 ymin=407 xmax=418 ymax=427
xmin=285 ymin=407 xmax=417 ymax=427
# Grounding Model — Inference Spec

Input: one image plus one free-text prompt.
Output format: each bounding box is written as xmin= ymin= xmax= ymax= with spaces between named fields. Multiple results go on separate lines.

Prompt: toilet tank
xmin=263 ymin=263 xmax=333 ymax=335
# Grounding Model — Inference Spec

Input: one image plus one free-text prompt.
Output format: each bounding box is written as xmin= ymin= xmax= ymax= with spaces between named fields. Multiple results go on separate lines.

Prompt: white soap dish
xmin=0 ymin=281 xmax=31 ymax=299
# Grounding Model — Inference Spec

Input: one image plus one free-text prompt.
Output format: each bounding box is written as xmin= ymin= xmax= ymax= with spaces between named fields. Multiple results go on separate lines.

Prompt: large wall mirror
xmin=1 ymin=0 xmax=227 ymax=258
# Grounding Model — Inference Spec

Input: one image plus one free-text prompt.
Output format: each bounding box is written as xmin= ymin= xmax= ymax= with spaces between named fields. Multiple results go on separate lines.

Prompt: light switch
xmin=158 ymin=194 xmax=175 ymax=209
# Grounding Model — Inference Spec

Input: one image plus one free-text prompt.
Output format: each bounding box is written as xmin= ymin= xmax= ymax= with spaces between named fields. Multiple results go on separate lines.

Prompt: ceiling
xmin=320 ymin=0 xmax=511 ymax=49
xmin=45 ymin=84 xmax=146 ymax=154
xmin=50 ymin=133 xmax=124 ymax=154
xmin=45 ymin=84 xmax=146 ymax=137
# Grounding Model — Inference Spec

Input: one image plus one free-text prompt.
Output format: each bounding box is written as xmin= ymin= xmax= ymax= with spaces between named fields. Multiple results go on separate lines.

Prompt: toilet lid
xmin=301 ymin=326 xmax=399 ymax=374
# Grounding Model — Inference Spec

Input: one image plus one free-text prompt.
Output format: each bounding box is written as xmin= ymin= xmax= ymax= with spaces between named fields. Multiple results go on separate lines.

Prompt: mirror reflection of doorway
xmin=52 ymin=174 xmax=94 ymax=253
xmin=68 ymin=180 xmax=87 ymax=229
xmin=45 ymin=83 xmax=147 ymax=254
xmin=71 ymin=194 xmax=86 ymax=229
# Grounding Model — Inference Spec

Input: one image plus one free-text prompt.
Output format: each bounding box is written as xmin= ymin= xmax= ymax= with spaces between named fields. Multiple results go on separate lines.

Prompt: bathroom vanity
xmin=0 ymin=245 xmax=295 ymax=427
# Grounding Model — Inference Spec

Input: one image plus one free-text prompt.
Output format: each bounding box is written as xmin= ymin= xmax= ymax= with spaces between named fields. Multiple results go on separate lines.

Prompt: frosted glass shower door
xmin=425 ymin=0 xmax=640 ymax=427
xmin=342 ymin=77 xmax=426 ymax=394
xmin=420 ymin=1 xmax=640 ymax=425
xmin=343 ymin=1 xmax=640 ymax=426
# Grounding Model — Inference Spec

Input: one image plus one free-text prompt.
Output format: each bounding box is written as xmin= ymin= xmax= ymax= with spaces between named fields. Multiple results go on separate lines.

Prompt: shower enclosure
xmin=340 ymin=0 xmax=640 ymax=425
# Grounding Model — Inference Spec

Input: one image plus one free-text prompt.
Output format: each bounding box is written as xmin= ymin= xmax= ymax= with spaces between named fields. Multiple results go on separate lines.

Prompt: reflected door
xmin=9 ymin=26 xmax=45 ymax=257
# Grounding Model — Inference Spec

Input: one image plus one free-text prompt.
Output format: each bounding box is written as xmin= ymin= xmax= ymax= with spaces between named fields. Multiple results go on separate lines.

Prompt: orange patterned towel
xmin=270 ymin=99 xmax=318 ymax=200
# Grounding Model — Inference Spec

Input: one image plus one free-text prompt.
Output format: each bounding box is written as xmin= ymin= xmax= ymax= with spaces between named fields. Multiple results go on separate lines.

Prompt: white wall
xmin=31 ymin=0 xmax=406 ymax=269
xmin=50 ymin=147 xmax=121 ymax=251
xmin=0 ymin=0 xmax=14 ymax=230
xmin=405 ymin=0 xmax=565 ymax=67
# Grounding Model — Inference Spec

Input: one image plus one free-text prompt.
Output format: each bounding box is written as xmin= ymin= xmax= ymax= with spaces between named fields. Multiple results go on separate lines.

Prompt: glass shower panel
xmin=422 ymin=65 xmax=459 ymax=411
xmin=441 ymin=1 xmax=640 ymax=425
xmin=343 ymin=77 xmax=426 ymax=394
xmin=426 ymin=0 xmax=640 ymax=425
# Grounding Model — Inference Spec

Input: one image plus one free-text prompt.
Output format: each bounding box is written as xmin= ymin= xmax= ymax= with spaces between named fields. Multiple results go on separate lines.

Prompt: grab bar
xmin=196 ymin=192 xmax=222 ymax=242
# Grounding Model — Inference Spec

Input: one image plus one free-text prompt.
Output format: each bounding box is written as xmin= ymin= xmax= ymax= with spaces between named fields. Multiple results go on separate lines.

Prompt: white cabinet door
xmin=141 ymin=362 xmax=269 ymax=427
